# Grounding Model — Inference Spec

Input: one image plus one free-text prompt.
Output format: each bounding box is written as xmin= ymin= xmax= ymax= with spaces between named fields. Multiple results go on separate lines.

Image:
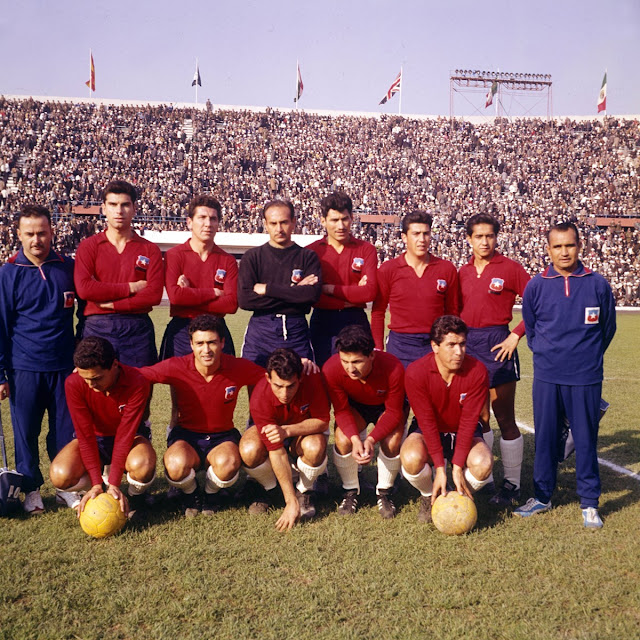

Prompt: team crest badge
xmin=118 ymin=404 xmax=126 ymax=413
xmin=376 ymin=389 xmax=386 ymax=396
xmin=63 ymin=291 xmax=75 ymax=308
xmin=291 ymin=269 xmax=303 ymax=284
xmin=489 ymin=278 xmax=504 ymax=293
xmin=300 ymin=403 xmax=310 ymax=413
xmin=224 ymin=386 xmax=237 ymax=401
xmin=215 ymin=269 xmax=227 ymax=285
xmin=585 ymin=307 xmax=600 ymax=324
xmin=351 ymin=257 xmax=364 ymax=273
xmin=135 ymin=255 xmax=150 ymax=271
xmin=459 ymin=393 xmax=467 ymax=404
xmin=436 ymin=279 xmax=448 ymax=293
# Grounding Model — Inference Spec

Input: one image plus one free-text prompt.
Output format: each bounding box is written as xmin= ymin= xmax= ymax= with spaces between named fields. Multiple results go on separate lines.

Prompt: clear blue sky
xmin=2 ymin=0 xmax=638 ymax=117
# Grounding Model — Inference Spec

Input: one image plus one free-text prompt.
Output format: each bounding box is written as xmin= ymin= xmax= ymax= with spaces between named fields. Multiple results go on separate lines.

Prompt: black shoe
xmin=417 ymin=496 xmax=432 ymax=523
xmin=296 ymin=489 xmax=317 ymax=520
xmin=489 ymin=479 xmax=520 ymax=506
xmin=247 ymin=483 xmax=272 ymax=515
xmin=180 ymin=490 xmax=201 ymax=518
xmin=337 ymin=489 xmax=358 ymax=516
xmin=202 ymin=491 xmax=223 ymax=516
xmin=313 ymin=473 xmax=330 ymax=496
xmin=376 ymin=489 xmax=396 ymax=519
xmin=127 ymin=492 xmax=155 ymax=521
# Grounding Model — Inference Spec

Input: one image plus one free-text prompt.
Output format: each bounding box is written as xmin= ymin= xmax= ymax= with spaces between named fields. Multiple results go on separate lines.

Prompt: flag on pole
xmin=485 ymin=81 xmax=498 ymax=108
xmin=294 ymin=62 xmax=304 ymax=102
xmin=85 ymin=52 xmax=95 ymax=91
xmin=379 ymin=71 xmax=402 ymax=105
xmin=192 ymin=62 xmax=202 ymax=87
xmin=597 ymin=72 xmax=607 ymax=113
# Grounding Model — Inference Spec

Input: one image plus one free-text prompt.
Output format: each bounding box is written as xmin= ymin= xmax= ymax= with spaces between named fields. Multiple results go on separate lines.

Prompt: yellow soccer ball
xmin=431 ymin=492 xmax=478 ymax=535
xmin=79 ymin=493 xmax=127 ymax=539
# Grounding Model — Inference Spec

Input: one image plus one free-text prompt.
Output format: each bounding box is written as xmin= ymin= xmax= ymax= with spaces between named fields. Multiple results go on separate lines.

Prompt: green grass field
xmin=1 ymin=309 xmax=639 ymax=640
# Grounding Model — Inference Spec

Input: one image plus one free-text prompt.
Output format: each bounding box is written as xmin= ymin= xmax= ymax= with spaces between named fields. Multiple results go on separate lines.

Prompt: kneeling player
xmin=140 ymin=314 xmax=264 ymax=517
xmin=240 ymin=349 xmax=329 ymax=530
xmin=400 ymin=315 xmax=493 ymax=522
xmin=323 ymin=325 xmax=405 ymax=519
xmin=49 ymin=337 xmax=157 ymax=517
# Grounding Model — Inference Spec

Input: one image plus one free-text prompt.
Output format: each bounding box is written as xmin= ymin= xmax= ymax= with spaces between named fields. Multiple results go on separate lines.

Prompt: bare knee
xmin=333 ymin=426 xmax=352 ymax=455
xmin=467 ymin=445 xmax=493 ymax=481
xmin=400 ymin=438 xmax=428 ymax=475
xmin=239 ymin=428 xmax=267 ymax=468
xmin=299 ymin=434 xmax=327 ymax=466
xmin=127 ymin=444 xmax=157 ymax=483
xmin=210 ymin=446 xmax=242 ymax=480
xmin=380 ymin=426 xmax=403 ymax=457
xmin=163 ymin=449 xmax=193 ymax=482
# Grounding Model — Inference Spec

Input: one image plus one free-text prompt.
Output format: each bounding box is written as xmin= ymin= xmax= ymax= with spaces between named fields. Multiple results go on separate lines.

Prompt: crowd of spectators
xmin=1 ymin=96 xmax=639 ymax=304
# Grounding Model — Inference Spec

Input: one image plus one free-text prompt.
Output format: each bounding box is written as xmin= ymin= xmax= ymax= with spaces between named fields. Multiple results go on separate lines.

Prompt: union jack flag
xmin=379 ymin=71 xmax=401 ymax=105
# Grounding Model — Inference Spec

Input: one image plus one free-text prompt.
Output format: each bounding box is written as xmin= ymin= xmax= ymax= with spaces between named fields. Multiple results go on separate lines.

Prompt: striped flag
xmin=294 ymin=62 xmax=304 ymax=102
xmin=597 ymin=72 xmax=607 ymax=113
xmin=85 ymin=52 xmax=95 ymax=91
xmin=379 ymin=70 xmax=401 ymax=105
xmin=192 ymin=61 xmax=202 ymax=87
xmin=485 ymin=81 xmax=497 ymax=108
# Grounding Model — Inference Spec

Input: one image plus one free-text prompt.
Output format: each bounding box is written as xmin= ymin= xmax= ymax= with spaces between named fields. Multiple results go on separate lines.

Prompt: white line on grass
xmin=516 ymin=420 xmax=640 ymax=483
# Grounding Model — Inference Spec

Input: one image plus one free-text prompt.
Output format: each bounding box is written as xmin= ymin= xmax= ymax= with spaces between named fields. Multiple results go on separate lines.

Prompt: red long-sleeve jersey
xmin=371 ymin=253 xmax=460 ymax=350
xmin=74 ymin=232 xmax=163 ymax=315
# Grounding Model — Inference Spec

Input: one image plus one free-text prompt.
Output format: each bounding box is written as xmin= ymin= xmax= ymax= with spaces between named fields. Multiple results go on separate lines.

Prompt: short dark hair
xmin=18 ymin=204 xmax=51 ymax=225
xmin=73 ymin=336 xmax=117 ymax=370
xmin=188 ymin=314 xmax=225 ymax=340
xmin=187 ymin=194 xmax=222 ymax=220
xmin=266 ymin=348 xmax=303 ymax=380
xmin=402 ymin=211 xmax=433 ymax=234
xmin=101 ymin=180 xmax=138 ymax=204
xmin=334 ymin=325 xmax=375 ymax=356
xmin=546 ymin=221 xmax=580 ymax=244
xmin=320 ymin=192 xmax=353 ymax=218
xmin=430 ymin=315 xmax=468 ymax=346
xmin=465 ymin=213 xmax=500 ymax=237
xmin=262 ymin=199 xmax=295 ymax=220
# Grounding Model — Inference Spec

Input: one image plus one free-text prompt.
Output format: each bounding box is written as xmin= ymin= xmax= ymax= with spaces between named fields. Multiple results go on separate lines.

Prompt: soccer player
xmin=49 ymin=337 xmax=157 ymax=517
xmin=371 ymin=211 xmax=459 ymax=368
xmin=400 ymin=315 xmax=493 ymax=523
xmin=322 ymin=325 xmax=405 ymax=519
xmin=238 ymin=200 xmax=322 ymax=367
xmin=0 ymin=205 xmax=79 ymax=513
xmin=458 ymin=213 xmax=531 ymax=506
xmin=74 ymin=180 xmax=163 ymax=367
xmin=139 ymin=315 xmax=264 ymax=517
xmin=307 ymin=192 xmax=378 ymax=367
xmin=161 ymin=194 xmax=238 ymax=359
xmin=516 ymin=222 xmax=616 ymax=528
xmin=240 ymin=348 xmax=329 ymax=529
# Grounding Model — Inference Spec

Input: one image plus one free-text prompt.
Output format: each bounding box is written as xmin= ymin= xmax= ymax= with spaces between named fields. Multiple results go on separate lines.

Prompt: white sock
xmin=376 ymin=450 xmax=400 ymax=492
xmin=333 ymin=447 xmax=360 ymax=492
xmin=205 ymin=466 xmax=239 ymax=494
xmin=402 ymin=465 xmax=433 ymax=497
xmin=166 ymin=468 xmax=197 ymax=494
xmin=296 ymin=456 xmax=327 ymax=494
xmin=500 ymin=435 xmax=524 ymax=488
xmin=243 ymin=459 xmax=277 ymax=491
xmin=127 ymin=471 xmax=156 ymax=496
xmin=464 ymin=467 xmax=490 ymax=493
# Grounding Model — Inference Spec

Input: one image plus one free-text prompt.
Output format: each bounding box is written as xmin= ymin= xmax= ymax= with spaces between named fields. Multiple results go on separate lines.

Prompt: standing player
xmin=401 ymin=316 xmax=493 ymax=522
xmin=372 ymin=211 xmax=459 ymax=368
xmin=161 ymin=194 xmax=238 ymax=359
xmin=458 ymin=213 xmax=531 ymax=506
xmin=517 ymin=222 xmax=615 ymax=528
xmin=238 ymin=200 xmax=322 ymax=367
xmin=74 ymin=180 xmax=163 ymax=367
xmin=240 ymin=349 xmax=329 ymax=528
xmin=322 ymin=325 xmax=405 ymax=519
xmin=307 ymin=192 xmax=378 ymax=367
xmin=0 ymin=205 xmax=79 ymax=513
xmin=140 ymin=315 xmax=263 ymax=517
xmin=49 ymin=337 xmax=157 ymax=517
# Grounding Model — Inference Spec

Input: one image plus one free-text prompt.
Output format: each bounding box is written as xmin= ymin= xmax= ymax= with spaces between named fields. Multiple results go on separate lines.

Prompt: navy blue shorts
xmin=386 ymin=330 xmax=432 ymax=369
xmin=167 ymin=426 xmax=241 ymax=466
xmin=96 ymin=423 xmax=152 ymax=466
xmin=310 ymin=307 xmax=370 ymax=368
xmin=242 ymin=314 xmax=313 ymax=368
xmin=347 ymin=399 xmax=386 ymax=428
xmin=408 ymin=421 xmax=484 ymax=461
xmin=465 ymin=326 xmax=520 ymax=388
xmin=83 ymin=313 xmax=157 ymax=367
xmin=159 ymin=316 xmax=236 ymax=359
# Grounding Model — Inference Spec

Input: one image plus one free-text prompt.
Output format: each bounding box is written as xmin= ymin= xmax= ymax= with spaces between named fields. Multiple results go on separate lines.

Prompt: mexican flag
xmin=597 ymin=73 xmax=607 ymax=113
xmin=485 ymin=81 xmax=497 ymax=108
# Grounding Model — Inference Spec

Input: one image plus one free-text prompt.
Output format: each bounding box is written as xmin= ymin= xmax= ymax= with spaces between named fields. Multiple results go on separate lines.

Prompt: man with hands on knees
xmin=49 ymin=337 xmax=157 ymax=518
xmin=240 ymin=348 xmax=329 ymax=531
xmin=401 ymin=315 xmax=493 ymax=523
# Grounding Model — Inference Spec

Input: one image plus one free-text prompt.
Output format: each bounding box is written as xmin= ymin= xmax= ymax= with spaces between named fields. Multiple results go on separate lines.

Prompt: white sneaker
xmin=582 ymin=507 xmax=603 ymax=529
xmin=23 ymin=489 xmax=44 ymax=515
xmin=55 ymin=489 xmax=83 ymax=509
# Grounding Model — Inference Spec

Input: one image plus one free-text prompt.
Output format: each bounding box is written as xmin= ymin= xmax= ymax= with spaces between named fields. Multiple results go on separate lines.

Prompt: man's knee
xmin=299 ymin=434 xmax=327 ymax=466
xmin=467 ymin=444 xmax=493 ymax=481
xmin=210 ymin=445 xmax=242 ymax=480
xmin=400 ymin=437 xmax=428 ymax=475
xmin=127 ymin=443 xmax=157 ymax=482
xmin=239 ymin=428 xmax=267 ymax=468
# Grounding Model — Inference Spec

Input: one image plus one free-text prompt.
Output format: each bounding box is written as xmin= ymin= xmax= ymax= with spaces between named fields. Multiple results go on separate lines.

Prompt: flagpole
xmin=398 ymin=66 xmax=403 ymax=115
xmin=604 ymin=68 xmax=607 ymax=116
xmin=88 ymin=49 xmax=92 ymax=100
xmin=295 ymin=60 xmax=299 ymax=111
xmin=195 ymin=58 xmax=199 ymax=105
